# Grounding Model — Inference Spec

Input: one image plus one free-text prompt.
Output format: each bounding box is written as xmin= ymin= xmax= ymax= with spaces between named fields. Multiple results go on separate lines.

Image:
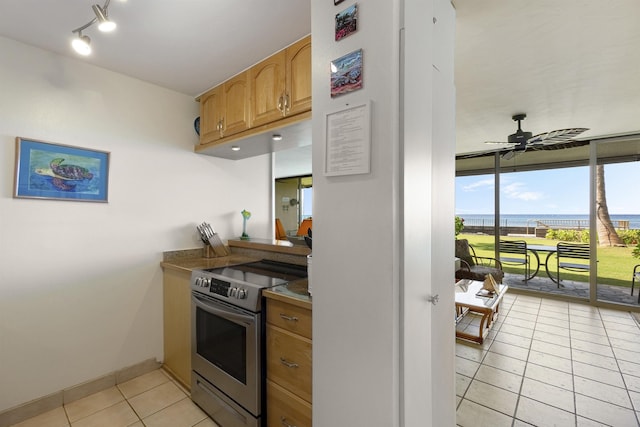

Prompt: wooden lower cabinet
xmin=267 ymin=380 xmax=312 ymax=427
xmin=264 ymin=293 xmax=312 ymax=426
xmin=162 ymin=268 xmax=191 ymax=390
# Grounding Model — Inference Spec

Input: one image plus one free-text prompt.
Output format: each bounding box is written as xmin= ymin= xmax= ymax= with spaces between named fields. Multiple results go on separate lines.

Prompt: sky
xmin=455 ymin=162 xmax=640 ymax=215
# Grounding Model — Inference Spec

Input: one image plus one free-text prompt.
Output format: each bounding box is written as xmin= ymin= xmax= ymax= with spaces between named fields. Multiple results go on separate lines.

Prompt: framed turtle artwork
xmin=13 ymin=137 xmax=110 ymax=202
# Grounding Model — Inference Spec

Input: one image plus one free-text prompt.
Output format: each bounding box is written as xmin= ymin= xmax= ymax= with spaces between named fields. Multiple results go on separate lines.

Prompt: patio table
xmin=527 ymin=244 xmax=557 ymax=280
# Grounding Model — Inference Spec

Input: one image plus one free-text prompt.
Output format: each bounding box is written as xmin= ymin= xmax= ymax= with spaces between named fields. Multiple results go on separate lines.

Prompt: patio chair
xmin=499 ymin=240 xmax=531 ymax=283
xmin=632 ymin=264 xmax=640 ymax=303
xmin=554 ymin=242 xmax=590 ymax=287
xmin=455 ymin=239 xmax=504 ymax=283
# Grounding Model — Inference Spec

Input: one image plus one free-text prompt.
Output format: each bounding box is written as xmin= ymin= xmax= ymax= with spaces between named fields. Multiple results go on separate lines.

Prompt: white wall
xmin=311 ymin=0 xmax=455 ymax=426
xmin=0 ymin=36 xmax=271 ymax=412
xmin=311 ymin=1 xmax=401 ymax=425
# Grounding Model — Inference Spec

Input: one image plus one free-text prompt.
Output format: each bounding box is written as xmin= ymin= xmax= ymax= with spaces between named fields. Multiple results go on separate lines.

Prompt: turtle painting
xmin=34 ymin=158 xmax=94 ymax=191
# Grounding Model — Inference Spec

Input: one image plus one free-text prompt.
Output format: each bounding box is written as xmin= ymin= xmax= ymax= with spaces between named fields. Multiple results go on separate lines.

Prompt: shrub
xmin=619 ymin=229 xmax=640 ymax=245
xmin=545 ymin=229 xmax=589 ymax=242
xmin=455 ymin=216 xmax=465 ymax=237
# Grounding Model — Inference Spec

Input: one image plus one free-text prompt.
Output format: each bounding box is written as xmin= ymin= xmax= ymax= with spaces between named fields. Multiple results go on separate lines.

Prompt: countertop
xmin=160 ymin=253 xmax=259 ymax=273
xmin=161 ymin=238 xmax=312 ymax=307
xmin=264 ymin=279 xmax=312 ymax=309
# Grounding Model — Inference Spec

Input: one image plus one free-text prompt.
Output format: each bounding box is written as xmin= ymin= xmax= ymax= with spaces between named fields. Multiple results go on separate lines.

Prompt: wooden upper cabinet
xmin=198 ymin=36 xmax=310 ymax=147
xmin=250 ymin=35 xmax=311 ymax=128
xmin=221 ymin=71 xmax=250 ymax=138
xmin=285 ymin=36 xmax=312 ymax=116
xmin=199 ymin=71 xmax=250 ymax=145
xmin=199 ymin=85 xmax=223 ymax=144
xmin=250 ymin=51 xmax=286 ymax=128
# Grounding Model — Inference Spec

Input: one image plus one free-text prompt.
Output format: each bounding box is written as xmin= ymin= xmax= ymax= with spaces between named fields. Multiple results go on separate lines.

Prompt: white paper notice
xmin=325 ymin=102 xmax=371 ymax=176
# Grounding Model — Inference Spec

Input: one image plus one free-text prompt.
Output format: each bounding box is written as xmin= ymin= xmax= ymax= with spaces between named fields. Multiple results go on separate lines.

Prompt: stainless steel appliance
xmin=190 ymin=260 xmax=307 ymax=427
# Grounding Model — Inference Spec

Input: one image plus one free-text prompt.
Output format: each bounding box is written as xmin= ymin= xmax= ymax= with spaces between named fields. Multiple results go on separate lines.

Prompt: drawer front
xmin=267 ymin=379 xmax=312 ymax=427
xmin=267 ymin=325 xmax=312 ymax=402
xmin=266 ymin=299 xmax=312 ymax=339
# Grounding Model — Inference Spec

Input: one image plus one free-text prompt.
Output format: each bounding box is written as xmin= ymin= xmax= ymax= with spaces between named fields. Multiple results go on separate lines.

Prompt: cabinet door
xmin=199 ymin=85 xmax=223 ymax=145
xmin=250 ymin=51 xmax=286 ymax=128
xmin=266 ymin=298 xmax=312 ymax=339
xmin=267 ymin=380 xmax=312 ymax=427
xmin=163 ymin=268 xmax=192 ymax=390
xmin=285 ymin=36 xmax=312 ymax=116
xmin=221 ymin=71 xmax=251 ymax=138
xmin=267 ymin=324 xmax=312 ymax=402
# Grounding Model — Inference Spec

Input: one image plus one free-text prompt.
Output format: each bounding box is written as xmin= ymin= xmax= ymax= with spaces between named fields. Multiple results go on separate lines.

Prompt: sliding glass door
xmin=595 ymin=139 xmax=640 ymax=307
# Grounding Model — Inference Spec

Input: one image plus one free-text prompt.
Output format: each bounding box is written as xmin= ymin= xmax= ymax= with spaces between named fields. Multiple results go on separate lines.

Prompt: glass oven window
xmin=196 ymin=307 xmax=247 ymax=384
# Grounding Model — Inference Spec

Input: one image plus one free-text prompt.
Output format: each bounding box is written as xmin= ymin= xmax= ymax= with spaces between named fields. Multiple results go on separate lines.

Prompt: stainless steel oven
xmin=190 ymin=260 xmax=307 ymax=427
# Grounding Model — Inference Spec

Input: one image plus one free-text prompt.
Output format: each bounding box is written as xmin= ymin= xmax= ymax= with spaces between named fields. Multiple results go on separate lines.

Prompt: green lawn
xmin=459 ymin=233 xmax=639 ymax=288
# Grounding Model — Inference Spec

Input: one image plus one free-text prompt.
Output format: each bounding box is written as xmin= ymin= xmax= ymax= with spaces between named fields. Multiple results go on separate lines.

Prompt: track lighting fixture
xmin=71 ymin=0 xmax=118 ymax=55
xmin=71 ymin=32 xmax=92 ymax=56
xmin=92 ymin=4 xmax=116 ymax=32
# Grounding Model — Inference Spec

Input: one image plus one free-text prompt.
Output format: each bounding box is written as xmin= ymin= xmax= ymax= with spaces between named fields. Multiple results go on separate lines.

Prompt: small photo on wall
xmin=335 ymin=4 xmax=358 ymax=41
xmin=330 ymin=49 xmax=363 ymax=98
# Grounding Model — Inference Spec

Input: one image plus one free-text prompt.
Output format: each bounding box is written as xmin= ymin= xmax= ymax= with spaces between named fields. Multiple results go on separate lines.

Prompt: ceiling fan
xmin=484 ymin=113 xmax=589 ymax=160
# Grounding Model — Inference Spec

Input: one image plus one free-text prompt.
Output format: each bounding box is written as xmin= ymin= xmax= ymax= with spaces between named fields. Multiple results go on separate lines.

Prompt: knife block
xmin=203 ymin=245 xmax=217 ymax=258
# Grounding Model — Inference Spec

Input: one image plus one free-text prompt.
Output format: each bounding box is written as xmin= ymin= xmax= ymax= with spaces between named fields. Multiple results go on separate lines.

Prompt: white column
xmin=311 ymin=0 xmax=455 ymax=425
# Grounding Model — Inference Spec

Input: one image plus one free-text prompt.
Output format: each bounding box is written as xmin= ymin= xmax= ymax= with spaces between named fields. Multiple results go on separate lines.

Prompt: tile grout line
xmin=509 ymin=294 xmax=542 ymax=427
xmin=569 ymin=300 xmax=578 ymax=427
xmin=600 ymin=309 xmax=640 ymax=426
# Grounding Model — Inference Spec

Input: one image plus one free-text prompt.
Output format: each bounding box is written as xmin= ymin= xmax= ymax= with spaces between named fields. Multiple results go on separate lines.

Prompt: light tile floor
xmin=12 ymin=292 xmax=640 ymax=426
xmin=456 ymin=292 xmax=640 ymax=426
xmin=9 ymin=369 xmax=218 ymax=427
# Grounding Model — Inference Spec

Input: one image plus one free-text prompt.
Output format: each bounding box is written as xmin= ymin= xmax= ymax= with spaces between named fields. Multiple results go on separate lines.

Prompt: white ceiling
xmin=1 ymin=0 xmax=639 ymax=156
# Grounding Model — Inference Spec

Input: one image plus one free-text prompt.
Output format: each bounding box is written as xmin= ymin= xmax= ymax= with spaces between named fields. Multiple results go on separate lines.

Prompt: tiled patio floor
xmin=456 ymin=292 xmax=640 ymax=426
xmin=502 ymin=272 xmax=640 ymax=306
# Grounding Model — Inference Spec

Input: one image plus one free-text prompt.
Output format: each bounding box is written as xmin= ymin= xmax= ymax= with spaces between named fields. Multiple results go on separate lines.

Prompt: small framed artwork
xmin=330 ymin=49 xmax=363 ymax=97
xmin=334 ymin=0 xmax=345 ymax=4
xmin=335 ymin=4 xmax=358 ymax=41
xmin=14 ymin=137 xmax=110 ymax=202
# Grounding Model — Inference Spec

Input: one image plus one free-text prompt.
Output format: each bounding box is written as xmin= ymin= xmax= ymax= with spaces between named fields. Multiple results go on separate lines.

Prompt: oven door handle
xmin=192 ymin=295 xmax=255 ymax=325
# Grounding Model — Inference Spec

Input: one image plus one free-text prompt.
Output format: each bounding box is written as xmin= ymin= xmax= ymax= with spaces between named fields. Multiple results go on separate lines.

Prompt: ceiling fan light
xmin=92 ymin=4 xmax=116 ymax=32
xmin=72 ymin=34 xmax=92 ymax=55
xmin=501 ymin=150 xmax=516 ymax=161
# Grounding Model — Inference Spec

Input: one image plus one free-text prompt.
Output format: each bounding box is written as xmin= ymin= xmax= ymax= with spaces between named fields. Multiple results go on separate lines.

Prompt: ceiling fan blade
xmin=484 ymin=141 xmax=515 ymax=145
xmin=526 ymin=128 xmax=589 ymax=146
xmin=526 ymin=139 xmax=591 ymax=152
xmin=456 ymin=145 xmax=512 ymax=159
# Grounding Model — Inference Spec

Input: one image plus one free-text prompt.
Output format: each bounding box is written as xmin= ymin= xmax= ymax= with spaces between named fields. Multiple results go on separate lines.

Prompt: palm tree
xmin=596 ymin=164 xmax=623 ymax=246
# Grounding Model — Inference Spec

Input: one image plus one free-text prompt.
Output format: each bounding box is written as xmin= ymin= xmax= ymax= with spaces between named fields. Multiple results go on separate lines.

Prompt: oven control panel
xmin=193 ymin=276 xmax=248 ymax=300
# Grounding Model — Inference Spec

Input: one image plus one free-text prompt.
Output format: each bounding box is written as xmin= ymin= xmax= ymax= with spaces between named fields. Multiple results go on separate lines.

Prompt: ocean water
xmin=459 ymin=214 xmax=640 ymax=230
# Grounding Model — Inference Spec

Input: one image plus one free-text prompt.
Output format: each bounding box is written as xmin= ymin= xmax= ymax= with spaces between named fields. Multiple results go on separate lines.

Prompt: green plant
xmin=455 ymin=216 xmax=465 ymax=237
xmin=633 ymin=242 xmax=640 ymax=259
xmin=545 ymin=228 xmax=589 ymax=243
xmin=619 ymin=229 xmax=640 ymax=245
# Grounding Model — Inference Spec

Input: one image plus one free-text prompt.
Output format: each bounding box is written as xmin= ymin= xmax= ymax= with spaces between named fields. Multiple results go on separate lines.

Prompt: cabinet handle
xmin=277 ymin=95 xmax=284 ymax=114
xmin=219 ymin=117 xmax=224 ymax=138
xmin=279 ymin=313 xmax=298 ymax=322
xmin=284 ymin=94 xmax=290 ymax=113
xmin=280 ymin=416 xmax=297 ymax=427
xmin=279 ymin=357 xmax=299 ymax=368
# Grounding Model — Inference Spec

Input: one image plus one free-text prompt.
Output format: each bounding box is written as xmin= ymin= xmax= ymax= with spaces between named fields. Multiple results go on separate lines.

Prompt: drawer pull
xmin=281 ymin=416 xmax=297 ymax=427
xmin=279 ymin=357 xmax=299 ymax=368
xmin=279 ymin=313 xmax=299 ymax=322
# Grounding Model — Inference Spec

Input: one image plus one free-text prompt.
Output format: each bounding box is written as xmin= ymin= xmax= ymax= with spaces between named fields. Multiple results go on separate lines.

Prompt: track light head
xmin=72 ymin=33 xmax=92 ymax=55
xmin=92 ymin=4 xmax=116 ymax=32
xmin=70 ymin=1 xmax=118 ymax=55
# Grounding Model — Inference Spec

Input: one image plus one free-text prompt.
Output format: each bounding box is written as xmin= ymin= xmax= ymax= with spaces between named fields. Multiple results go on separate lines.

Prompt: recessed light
xmin=272 ymin=134 xmax=283 ymax=141
xmin=231 ymin=146 xmax=240 ymax=151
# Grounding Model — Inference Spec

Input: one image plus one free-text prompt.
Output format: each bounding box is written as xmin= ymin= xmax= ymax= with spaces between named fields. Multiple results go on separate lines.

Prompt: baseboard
xmin=0 ymin=358 xmax=161 ymax=427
